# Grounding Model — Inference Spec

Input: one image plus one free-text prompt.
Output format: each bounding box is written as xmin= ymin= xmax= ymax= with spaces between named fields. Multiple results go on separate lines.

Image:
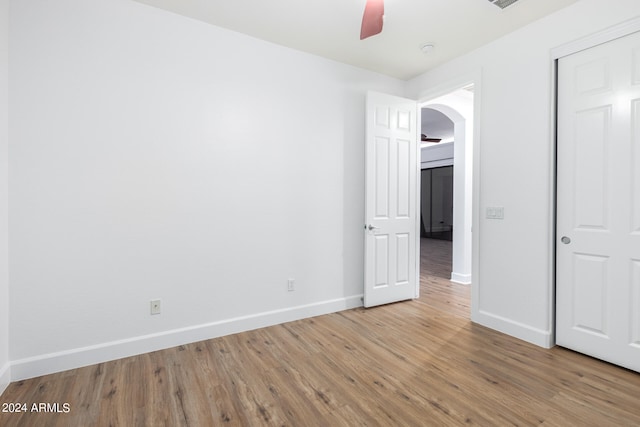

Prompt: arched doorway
xmin=421 ymin=87 xmax=474 ymax=285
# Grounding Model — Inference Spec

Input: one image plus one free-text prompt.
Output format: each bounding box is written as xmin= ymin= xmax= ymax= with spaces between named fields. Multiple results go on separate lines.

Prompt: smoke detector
xmin=488 ymin=0 xmax=519 ymax=9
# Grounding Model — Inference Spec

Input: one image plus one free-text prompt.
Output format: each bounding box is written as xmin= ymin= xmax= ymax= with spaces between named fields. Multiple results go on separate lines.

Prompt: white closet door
xmin=556 ymin=30 xmax=640 ymax=372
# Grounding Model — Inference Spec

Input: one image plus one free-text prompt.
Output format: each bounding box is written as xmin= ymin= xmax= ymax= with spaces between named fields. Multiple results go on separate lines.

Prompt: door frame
xmin=551 ymin=16 xmax=640 ymax=345
xmin=415 ymin=70 xmax=482 ymax=321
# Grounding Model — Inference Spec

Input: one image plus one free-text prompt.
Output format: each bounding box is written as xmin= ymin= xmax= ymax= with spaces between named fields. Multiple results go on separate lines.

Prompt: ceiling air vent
xmin=488 ymin=0 xmax=519 ymax=9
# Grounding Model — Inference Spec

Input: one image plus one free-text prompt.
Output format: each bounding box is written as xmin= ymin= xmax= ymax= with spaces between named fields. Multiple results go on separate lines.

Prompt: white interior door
xmin=364 ymin=91 xmax=419 ymax=308
xmin=556 ymin=31 xmax=640 ymax=372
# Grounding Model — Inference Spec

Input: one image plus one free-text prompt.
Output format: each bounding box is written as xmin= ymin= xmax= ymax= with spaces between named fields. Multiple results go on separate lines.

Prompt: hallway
xmin=420 ymin=238 xmax=470 ymax=318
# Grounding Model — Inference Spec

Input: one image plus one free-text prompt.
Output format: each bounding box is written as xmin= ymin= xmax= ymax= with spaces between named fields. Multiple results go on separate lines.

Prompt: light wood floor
xmin=2 ymin=239 xmax=640 ymax=426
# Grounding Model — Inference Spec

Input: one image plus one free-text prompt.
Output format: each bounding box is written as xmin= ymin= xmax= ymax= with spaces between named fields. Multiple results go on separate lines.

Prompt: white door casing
xmin=556 ymin=30 xmax=640 ymax=372
xmin=364 ymin=92 xmax=419 ymax=308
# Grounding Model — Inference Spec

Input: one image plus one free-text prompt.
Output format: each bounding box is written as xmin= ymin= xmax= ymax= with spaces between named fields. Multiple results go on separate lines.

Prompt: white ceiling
xmin=133 ymin=0 xmax=578 ymax=80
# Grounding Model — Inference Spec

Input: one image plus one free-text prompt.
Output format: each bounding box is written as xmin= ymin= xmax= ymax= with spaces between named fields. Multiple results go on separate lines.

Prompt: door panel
xmin=374 ymin=137 xmax=390 ymax=218
xmin=396 ymin=233 xmax=410 ymax=283
xmin=632 ymin=260 xmax=640 ymax=346
xmin=633 ymin=100 xmax=640 ymax=232
xmin=397 ymin=139 xmax=411 ymax=218
xmin=572 ymin=253 xmax=609 ymax=337
xmin=574 ymin=106 xmax=609 ymax=230
xmin=365 ymin=92 xmax=418 ymax=307
xmin=374 ymin=235 xmax=389 ymax=287
xmin=557 ymin=31 xmax=640 ymax=372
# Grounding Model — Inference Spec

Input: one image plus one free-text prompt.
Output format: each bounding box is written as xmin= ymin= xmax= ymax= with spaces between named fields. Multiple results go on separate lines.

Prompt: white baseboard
xmin=450 ymin=272 xmax=471 ymax=285
xmin=0 ymin=362 xmax=9 ymax=397
xmin=11 ymin=295 xmax=364 ymax=381
xmin=472 ymin=309 xmax=553 ymax=348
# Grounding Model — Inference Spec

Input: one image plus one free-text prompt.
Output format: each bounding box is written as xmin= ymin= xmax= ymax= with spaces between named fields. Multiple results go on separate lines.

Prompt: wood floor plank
xmin=2 ymin=238 xmax=640 ymax=426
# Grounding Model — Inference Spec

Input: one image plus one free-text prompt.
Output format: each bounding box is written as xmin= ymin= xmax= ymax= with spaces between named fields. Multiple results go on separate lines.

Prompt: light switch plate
xmin=486 ymin=207 xmax=504 ymax=219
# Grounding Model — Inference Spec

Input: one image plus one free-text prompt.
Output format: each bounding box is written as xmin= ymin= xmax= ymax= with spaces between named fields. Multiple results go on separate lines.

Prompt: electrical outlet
xmin=150 ymin=299 xmax=161 ymax=315
xmin=287 ymin=279 xmax=295 ymax=292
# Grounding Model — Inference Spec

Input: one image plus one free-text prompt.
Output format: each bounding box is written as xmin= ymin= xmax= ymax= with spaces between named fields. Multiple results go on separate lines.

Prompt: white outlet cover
xmin=150 ymin=299 xmax=161 ymax=315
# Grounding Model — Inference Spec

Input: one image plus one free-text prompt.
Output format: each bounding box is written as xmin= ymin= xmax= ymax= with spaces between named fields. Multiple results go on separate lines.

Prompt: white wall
xmin=406 ymin=0 xmax=640 ymax=347
xmin=8 ymin=0 xmax=405 ymax=379
xmin=0 ymin=0 xmax=10 ymax=395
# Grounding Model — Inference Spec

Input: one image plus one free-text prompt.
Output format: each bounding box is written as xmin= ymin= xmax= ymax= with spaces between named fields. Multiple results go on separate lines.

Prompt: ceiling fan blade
xmin=360 ymin=0 xmax=384 ymax=40
xmin=421 ymin=134 xmax=442 ymax=143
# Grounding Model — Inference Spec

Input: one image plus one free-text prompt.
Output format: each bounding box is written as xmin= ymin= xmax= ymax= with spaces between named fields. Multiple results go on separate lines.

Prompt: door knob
xmin=561 ymin=236 xmax=571 ymax=244
xmin=367 ymin=224 xmax=379 ymax=231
